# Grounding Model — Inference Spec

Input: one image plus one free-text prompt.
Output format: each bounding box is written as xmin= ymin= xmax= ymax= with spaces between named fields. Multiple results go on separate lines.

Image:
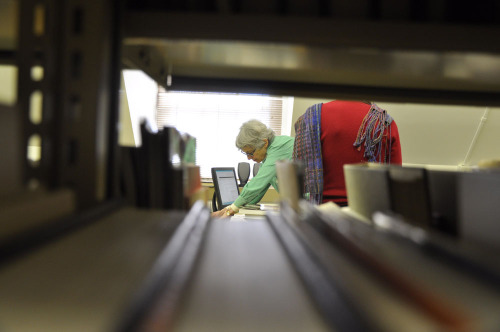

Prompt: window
xmin=156 ymin=87 xmax=293 ymax=179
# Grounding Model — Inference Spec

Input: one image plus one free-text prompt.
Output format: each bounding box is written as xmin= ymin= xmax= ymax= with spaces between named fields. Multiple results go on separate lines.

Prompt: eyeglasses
xmin=241 ymin=148 xmax=256 ymax=157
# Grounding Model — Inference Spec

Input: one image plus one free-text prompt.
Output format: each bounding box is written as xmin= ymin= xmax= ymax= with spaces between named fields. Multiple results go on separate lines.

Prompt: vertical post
xmin=17 ymin=0 xmax=122 ymax=209
xmin=17 ymin=0 xmax=63 ymax=191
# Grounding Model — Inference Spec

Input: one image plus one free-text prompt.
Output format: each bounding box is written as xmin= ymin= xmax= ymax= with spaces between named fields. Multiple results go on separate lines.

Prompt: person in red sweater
xmin=294 ymin=100 xmax=402 ymax=206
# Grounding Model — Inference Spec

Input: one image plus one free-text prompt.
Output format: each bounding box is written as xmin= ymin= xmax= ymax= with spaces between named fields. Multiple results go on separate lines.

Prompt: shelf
xmin=0 ymin=207 xmax=186 ymax=331
xmin=122 ymin=12 xmax=500 ymax=105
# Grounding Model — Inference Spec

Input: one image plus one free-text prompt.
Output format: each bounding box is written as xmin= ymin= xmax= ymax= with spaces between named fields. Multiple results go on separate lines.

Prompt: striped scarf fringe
xmin=353 ymin=103 xmax=393 ymax=163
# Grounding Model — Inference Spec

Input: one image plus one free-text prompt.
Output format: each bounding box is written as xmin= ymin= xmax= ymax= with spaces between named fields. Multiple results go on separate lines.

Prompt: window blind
xmin=156 ymin=87 xmax=285 ymax=179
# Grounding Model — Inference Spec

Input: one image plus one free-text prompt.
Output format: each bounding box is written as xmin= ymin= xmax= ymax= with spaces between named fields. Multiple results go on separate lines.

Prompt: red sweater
xmin=320 ymin=101 xmax=402 ymax=205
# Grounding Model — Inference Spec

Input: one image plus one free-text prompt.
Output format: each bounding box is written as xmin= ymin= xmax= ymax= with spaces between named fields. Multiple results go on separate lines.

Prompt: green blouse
xmin=234 ymin=135 xmax=295 ymax=207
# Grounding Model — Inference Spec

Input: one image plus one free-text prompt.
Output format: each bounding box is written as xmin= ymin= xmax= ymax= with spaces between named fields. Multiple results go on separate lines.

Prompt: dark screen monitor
xmin=387 ymin=166 xmax=432 ymax=229
xmin=426 ymin=169 xmax=458 ymax=236
xmin=212 ymin=167 xmax=240 ymax=210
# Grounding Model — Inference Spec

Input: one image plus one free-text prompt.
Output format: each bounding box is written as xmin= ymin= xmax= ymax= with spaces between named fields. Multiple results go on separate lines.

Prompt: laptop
xmin=211 ymin=167 xmax=240 ymax=211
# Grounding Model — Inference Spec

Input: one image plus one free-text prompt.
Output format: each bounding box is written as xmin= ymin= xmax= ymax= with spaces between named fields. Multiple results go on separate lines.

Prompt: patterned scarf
xmin=293 ymin=103 xmax=323 ymax=204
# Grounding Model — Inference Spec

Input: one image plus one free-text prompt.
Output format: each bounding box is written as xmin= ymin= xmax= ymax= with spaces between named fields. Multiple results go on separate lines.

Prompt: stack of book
xmin=120 ymin=120 xmax=205 ymax=210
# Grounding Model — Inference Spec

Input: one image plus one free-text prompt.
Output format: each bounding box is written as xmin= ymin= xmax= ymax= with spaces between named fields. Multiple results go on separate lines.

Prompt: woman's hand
xmin=211 ymin=206 xmax=235 ymax=218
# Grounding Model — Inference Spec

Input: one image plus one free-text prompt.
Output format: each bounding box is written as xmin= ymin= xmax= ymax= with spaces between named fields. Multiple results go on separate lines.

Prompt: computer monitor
xmin=212 ymin=167 xmax=240 ymax=211
xmin=387 ymin=166 xmax=432 ymax=229
xmin=426 ymin=169 xmax=458 ymax=236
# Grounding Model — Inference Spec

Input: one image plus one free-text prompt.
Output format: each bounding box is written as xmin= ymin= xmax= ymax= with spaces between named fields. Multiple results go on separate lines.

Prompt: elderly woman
xmin=214 ymin=119 xmax=294 ymax=217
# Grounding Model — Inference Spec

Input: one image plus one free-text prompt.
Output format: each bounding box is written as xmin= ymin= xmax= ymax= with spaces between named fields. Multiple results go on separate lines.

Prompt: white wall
xmin=118 ymin=73 xmax=135 ymax=147
xmin=292 ymin=98 xmax=500 ymax=169
xmin=121 ymin=70 xmax=158 ymax=146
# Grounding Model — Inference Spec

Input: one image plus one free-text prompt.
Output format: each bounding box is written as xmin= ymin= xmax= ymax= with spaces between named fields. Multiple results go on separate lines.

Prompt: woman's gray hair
xmin=235 ymin=119 xmax=275 ymax=150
